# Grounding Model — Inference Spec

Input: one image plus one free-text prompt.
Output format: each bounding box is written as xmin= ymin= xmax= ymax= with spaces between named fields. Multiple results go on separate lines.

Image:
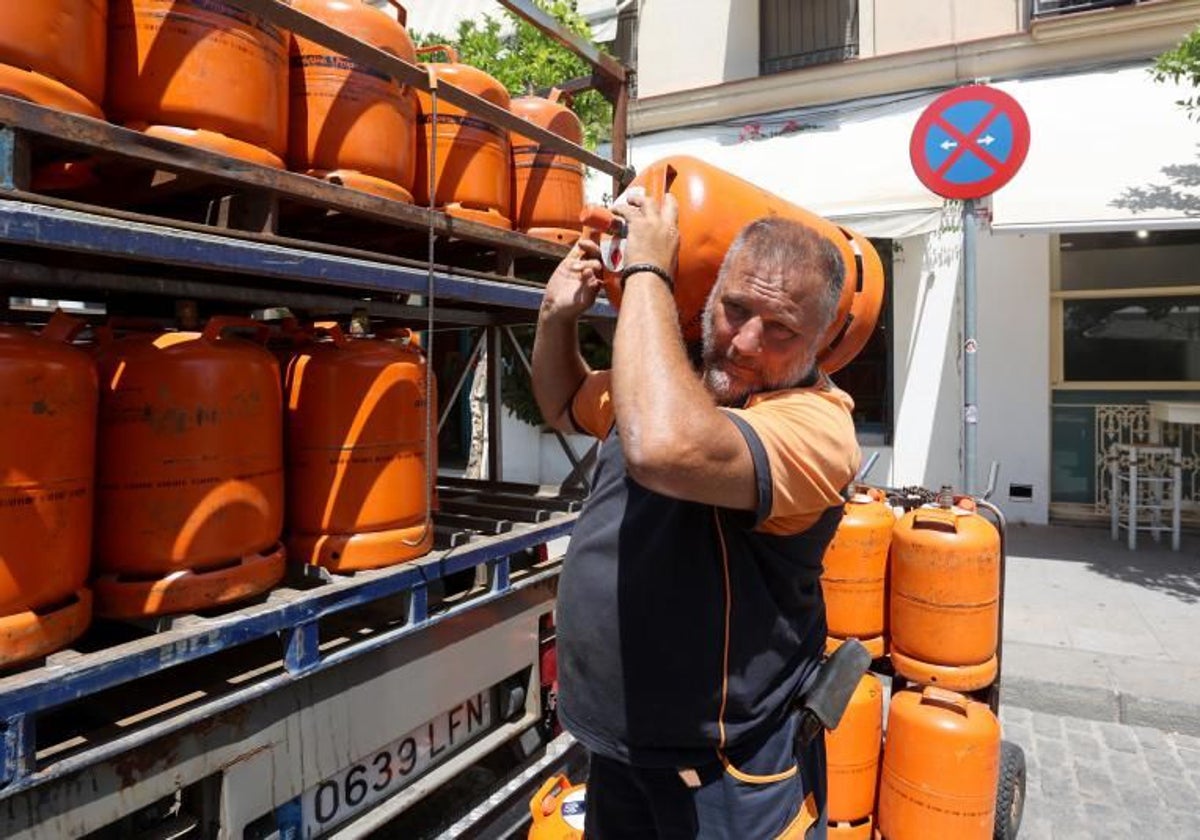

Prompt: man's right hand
xmin=540 ymin=237 xmax=604 ymax=322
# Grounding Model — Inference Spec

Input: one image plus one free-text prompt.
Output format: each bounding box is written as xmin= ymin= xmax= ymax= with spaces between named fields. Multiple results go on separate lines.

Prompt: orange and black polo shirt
xmin=556 ymin=370 xmax=860 ymax=768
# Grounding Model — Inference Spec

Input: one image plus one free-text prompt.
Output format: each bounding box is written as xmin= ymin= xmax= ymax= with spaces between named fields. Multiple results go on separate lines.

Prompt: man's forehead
xmin=725 ymin=254 xmax=822 ymax=294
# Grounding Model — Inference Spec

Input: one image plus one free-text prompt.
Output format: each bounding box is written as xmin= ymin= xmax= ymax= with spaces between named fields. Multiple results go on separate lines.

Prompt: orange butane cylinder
xmin=877 ymin=687 xmax=1000 ymax=840
xmin=0 ymin=313 xmax=97 ymax=665
xmin=288 ymin=0 xmax=419 ymax=202
xmin=92 ymin=317 xmax=286 ymax=617
xmin=284 ymin=324 xmax=434 ymax=571
xmin=0 ymin=1 xmax=108 ymax=118
xmin=510 ymin=92 xmax=585 ymax=245
xmin=107 ymin=0 xmax=288 ymax=167
xmin=826 ymin=673 xmax=883 ymax=826
xmin=821 ymin=488 xmax=894 ymax=659
xmin=595 ymin=156 xmax=886 ymax=370
xmin=890 ymin=499 xmax=1001 ymax=691
xmin=414 ymin=45 xmax=512 ymax=229
xmin=528 ymin=774 xmax=586 ymax=840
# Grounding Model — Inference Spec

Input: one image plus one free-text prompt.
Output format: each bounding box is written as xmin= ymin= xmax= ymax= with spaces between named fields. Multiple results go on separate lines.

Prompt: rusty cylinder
xmin=287 ymin=0 xmax=419 ymax=201
xmin=821 ymin=487 xmax=893 ymax=658
xmin=0 ymin=313 xmax=97 ymax=666
xmin=284 ymin=323 xmax=434 ymax=572
xmin=0 ymin=1 xmax=108 ymax=118
xmin=107 ymin=0 xmax=289 ymax=167
xmin=877 ymin=687 xmax=1000 ymax=840
xmin=91 ymin=316 xmax=286 ymax=617
xmin=889 ymin=497 xmax=1001 ymax=692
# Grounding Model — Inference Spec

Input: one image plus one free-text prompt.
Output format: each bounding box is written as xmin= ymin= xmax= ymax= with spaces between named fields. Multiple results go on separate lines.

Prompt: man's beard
xmin=701 ymin=305 xmax=818 ymax=404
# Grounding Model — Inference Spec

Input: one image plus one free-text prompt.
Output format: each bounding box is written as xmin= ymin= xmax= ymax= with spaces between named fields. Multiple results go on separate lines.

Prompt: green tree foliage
xmin=412 ymin=1 xmax=613 ymax=148
xmin=1152 ymin=25 xmax=1200 ymax=120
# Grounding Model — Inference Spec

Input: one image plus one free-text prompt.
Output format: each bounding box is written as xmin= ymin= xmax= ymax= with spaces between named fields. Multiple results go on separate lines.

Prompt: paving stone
xmin=1061 ymin=715 xmax=1095 ymax=735
xmin=1154 ymin=775 xmax=1200 ymax=813
xmin=1040 ymin=765 xmax=1076 ymax=798
xmin=1073 ymin=763 xmax=1118 ymax=803
xmin=1032 ymin=711 xmax=1065 ymax=739
xmin=1009 ymin=707 xmax=1196 ymax=840
xmin=1097 ymin=721 xmax=1140 ymax=753
xmin=1065 ymin=729 xmax=1103 ymax=761
xmin=1036 ymin=736 xmax=1069 ymax=767
xmin=1143 ymin=742 xmax=1185 ymax=778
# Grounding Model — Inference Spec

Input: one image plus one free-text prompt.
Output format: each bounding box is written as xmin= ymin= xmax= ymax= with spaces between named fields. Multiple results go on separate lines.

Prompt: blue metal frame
xmin=0 ymin=515 xmax=575 ymax=795
xmin=0 ymin=200 xmax=616 ymax=317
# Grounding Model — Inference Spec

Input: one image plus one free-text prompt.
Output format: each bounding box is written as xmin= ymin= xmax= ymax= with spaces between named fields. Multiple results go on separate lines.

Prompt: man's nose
xmin=732 ymin=318 xmax=763 ymax=355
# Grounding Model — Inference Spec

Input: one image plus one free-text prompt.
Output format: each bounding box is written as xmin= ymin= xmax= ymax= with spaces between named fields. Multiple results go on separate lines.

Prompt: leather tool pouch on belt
xmin=792 ymin=638 xmax=872 ymax=753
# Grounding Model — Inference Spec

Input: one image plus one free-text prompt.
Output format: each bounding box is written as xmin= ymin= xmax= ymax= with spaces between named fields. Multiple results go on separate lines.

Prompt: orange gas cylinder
xmin=826 ymin=673 xmax=883 ymax=829
xmin=107 ymin=0 xmax=289 ymax=167
xmin=0 ymin=313 xmax=96 ymax=665
xmin=889 ymin=498 xmax=1000 ymax=692
xmin=528 ymin=774 xmax=586 ymax=840
xmin=414 ymin=45 xmax=513 ymax=229
xmin=91 ymin=317 xmax=286 ymax=617
xmin=877 ymin=687 xmax=1000 ymax=840
xmin=0 ymin=1 xmax=107 ymax=118
xmin=288 ymin=0 xmax=419 ymax=201
xmin=510 ymin=91 xmax=585 ymax=245
xmin=587 ymin=156 xmax=886 ymax=371
xmin=821 ymin=488 xmax=894 ymax=659
xmin=284 ymin=323 xmax=434 ymax=571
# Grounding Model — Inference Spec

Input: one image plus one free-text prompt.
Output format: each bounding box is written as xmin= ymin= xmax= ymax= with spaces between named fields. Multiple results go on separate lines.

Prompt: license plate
xmin=300 ymin=690 xmax=495 ymax=838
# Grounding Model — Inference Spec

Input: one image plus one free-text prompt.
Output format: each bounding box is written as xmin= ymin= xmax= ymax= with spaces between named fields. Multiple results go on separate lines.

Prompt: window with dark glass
xmin=760 ymin=0 xmax=859 ymax=75
xmin=831 ymin=239 xmax=893 ymax=444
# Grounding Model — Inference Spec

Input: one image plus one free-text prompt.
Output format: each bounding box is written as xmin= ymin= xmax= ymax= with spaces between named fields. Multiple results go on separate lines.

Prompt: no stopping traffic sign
xmin=909 ymin=85 xmax=1030 ymax=200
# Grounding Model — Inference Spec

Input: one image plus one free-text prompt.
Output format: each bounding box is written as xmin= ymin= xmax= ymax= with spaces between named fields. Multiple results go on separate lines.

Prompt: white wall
xmin=977 ymin=230 xmax=1051 ymax=524
xmin=634 ymin=0 xmax=760 ymax=98
xmin=884 ymin=217 xmax=1051 ymax=523
xmin=890 ymin=210 xmax=964 ymax=493
xmin=500 ymin=409 xmax=596 ymax=485
xmin=866 ymin=0 xmax=1020 ymax=57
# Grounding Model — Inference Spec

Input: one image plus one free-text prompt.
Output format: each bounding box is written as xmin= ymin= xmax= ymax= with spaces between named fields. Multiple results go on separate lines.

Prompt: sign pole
xmin=909 ymin=83 xmax=1030 ymax=497
xmin=962 ymin=198 xmax=978 ymax=495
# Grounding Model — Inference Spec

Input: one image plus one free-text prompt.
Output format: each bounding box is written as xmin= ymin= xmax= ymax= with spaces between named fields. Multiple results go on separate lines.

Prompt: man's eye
xmin=726 ymin=302 xmax=748 ymax=319
xmin=767 ymin=323 xmax=796 ymax=339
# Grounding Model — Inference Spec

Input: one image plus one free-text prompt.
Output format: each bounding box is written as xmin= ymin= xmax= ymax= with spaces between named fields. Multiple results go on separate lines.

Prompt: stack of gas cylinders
xmin=820 ymin=486 xmax=1003 ymax=839
xmin=0 ymin=1 xmax=585 ymax=238
xmin=0 ymin=312 xmax=437 ymax=667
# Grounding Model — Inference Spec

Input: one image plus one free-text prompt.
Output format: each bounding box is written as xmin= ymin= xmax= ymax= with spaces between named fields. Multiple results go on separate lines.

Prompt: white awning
xmin=607 ymin=93 xmax=947 ymax=239
xmin=989 ymin=65 xmax=1200 ymax=233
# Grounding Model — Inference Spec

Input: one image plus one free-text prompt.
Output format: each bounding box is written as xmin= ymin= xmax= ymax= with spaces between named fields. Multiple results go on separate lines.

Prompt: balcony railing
xmin=1031 ymin=0 xmax=1137 ymax=18
xmin=761 ymin=0 xmax=859 ymax=75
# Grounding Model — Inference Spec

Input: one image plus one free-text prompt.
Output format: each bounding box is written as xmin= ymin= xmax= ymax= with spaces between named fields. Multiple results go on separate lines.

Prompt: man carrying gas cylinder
xmin=531 ymin=190 xmax=861 ymax=839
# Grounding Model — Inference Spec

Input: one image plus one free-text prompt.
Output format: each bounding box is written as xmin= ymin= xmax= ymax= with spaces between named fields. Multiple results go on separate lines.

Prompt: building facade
xmin=621 ymin=0 xmax=1200 ymax=525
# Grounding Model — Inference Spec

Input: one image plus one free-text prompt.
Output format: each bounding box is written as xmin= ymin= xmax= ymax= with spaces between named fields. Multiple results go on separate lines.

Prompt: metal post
xmin=487 ymin=325 xmax=504 ymax=481
xmin=963 ymin=198 xmax=978 ymax=495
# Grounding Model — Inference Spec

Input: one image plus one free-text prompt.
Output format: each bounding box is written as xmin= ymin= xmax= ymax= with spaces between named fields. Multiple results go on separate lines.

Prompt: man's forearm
xmin=532 ymin=311 xmax=589 ymax=431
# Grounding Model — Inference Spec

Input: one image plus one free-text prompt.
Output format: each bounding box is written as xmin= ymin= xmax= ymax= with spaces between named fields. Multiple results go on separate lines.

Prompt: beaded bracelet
xmin=619 ymin=262 xmax=675 ymax=294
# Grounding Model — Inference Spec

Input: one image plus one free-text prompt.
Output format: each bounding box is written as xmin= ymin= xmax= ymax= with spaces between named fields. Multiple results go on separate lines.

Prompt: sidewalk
xmin=1000 ymin=521 xmax=1200 ymax=735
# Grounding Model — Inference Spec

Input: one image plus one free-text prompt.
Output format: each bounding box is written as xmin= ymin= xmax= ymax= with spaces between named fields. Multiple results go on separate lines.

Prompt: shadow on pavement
xmin=1005 ymin=522 xmax=1200 ymax=604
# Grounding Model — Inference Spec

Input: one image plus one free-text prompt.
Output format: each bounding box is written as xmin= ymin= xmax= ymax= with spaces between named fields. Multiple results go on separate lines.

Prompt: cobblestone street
xmin=1001 ymin=705 xmax=1200 ymax=839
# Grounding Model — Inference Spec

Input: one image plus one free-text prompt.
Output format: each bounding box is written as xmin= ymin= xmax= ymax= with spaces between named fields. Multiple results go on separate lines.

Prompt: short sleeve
xmin=726 ymin=388 xmax=860 ymax=535
xmin=569 ymin=370 xmax=615 ymax=440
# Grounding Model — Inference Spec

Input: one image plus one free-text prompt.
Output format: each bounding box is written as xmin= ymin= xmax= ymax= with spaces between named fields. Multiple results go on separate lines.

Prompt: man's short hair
xmin=717 ymin=217 xmax=845 ymax=332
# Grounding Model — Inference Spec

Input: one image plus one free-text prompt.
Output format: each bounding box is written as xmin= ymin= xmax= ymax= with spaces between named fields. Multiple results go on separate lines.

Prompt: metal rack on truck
xmin=0 ymin=2 xmax=630 ymax=837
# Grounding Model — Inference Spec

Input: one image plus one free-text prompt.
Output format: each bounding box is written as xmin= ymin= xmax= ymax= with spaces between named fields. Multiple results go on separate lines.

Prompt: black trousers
xmin=583 ymin=715 xmax=827 ymax=840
